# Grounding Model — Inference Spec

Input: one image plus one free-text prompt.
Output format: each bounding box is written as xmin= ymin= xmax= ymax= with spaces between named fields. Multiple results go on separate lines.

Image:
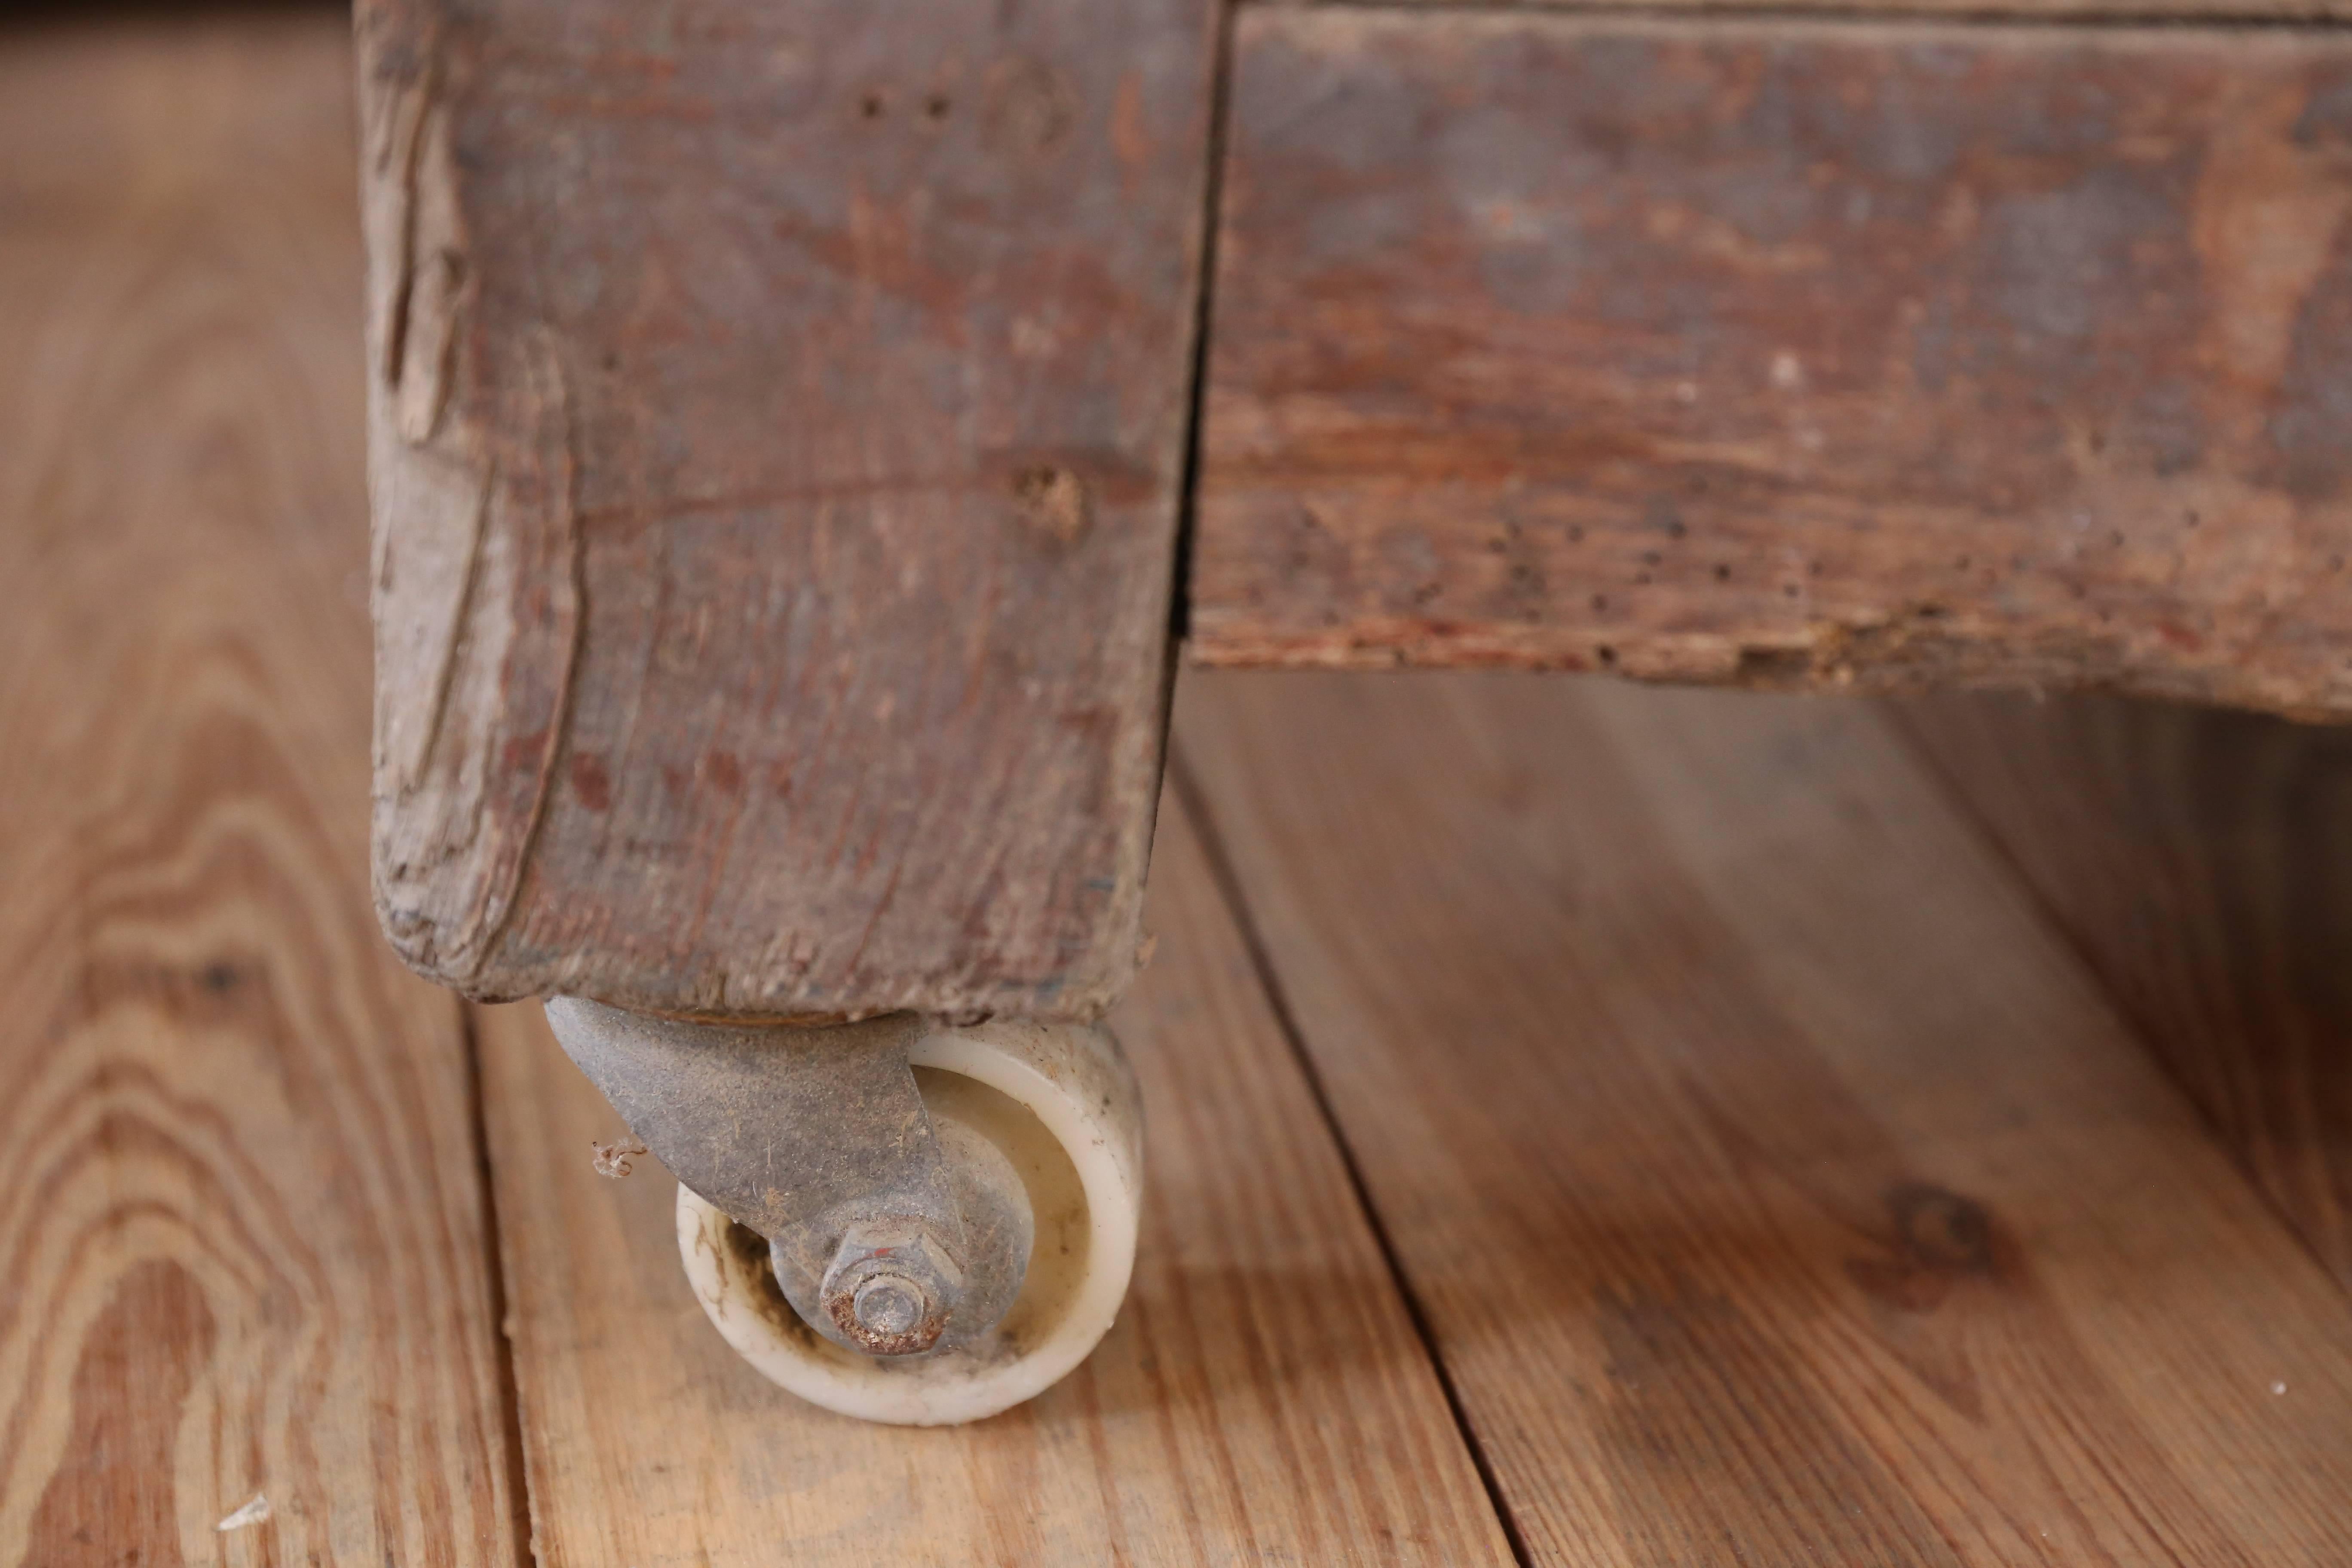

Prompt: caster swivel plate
xmin=543 ymin=1000 xmax=1143 ymax=1426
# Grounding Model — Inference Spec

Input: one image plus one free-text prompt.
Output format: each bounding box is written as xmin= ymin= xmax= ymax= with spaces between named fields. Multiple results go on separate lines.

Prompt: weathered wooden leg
xmin=357 ymin=0 xmax=1219 ymax=1023
xmin=354 ymin=0 xmax=1218 ymax=1421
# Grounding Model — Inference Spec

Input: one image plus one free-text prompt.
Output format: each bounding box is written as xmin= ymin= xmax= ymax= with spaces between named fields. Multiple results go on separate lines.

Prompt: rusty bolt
xmin=852 ymin=1276 xmax=925 ymax=1338
xmin=819 ymin=1219 xmax=964 ymax=1357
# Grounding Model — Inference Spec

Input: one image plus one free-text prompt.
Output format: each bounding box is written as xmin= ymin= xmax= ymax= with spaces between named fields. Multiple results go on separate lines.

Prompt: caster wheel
xmin=677 ymin=1018 xmax=1143 ymax=1426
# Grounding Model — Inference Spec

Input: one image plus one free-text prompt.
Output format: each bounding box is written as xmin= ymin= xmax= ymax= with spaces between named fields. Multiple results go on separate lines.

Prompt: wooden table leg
xmin=357 ymin=0 xmax=1220 ymax=1022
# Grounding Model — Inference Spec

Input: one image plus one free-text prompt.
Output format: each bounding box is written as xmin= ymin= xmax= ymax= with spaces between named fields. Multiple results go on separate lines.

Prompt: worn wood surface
xmin=1177 ymin=669 xmax=2352 ymax=1565
xmin=359 ymin=0 xmax=1219 ymax=1020
xmin=1192 ymin=12 xmax=2352 ymax=720
xmin=1254 ymin=0 xmax=2352 ymax=19
xmin=1897 ymin=692 xmax=2352 ymax=1291
xmin=471 ymin=790 xmax=1514 ymax=1566
xmin=0 ymin=14 xmax=523 ymax=1564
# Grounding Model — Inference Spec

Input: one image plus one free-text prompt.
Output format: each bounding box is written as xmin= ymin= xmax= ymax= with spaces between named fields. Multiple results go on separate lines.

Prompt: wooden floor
xmin=6 ymin=11 xmax=2352 ymax=1566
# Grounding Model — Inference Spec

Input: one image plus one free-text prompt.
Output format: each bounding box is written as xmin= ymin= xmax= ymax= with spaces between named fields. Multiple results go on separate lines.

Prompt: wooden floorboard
xmin=1896 ymin=692 xmax=2352 ymax=1293
xmin=471 ymin=789 xmax=1515 ymax=1566
xmin=1175 ymin=668 xmax=2352 ymax=1566
xmin=0 ymin=14 xmax=524 ymax=1565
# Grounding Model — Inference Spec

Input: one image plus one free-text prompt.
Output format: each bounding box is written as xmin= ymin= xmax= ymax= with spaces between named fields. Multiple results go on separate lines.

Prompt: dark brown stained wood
xmin=359 ymin=0 xmax=1218 ymax=1020
xmin=1175 ymin=669 xmax=2352 ymax=1567
xmin=0 ymin=14 xmax=522 ymax=1563
xmin=470 ymin=790 xmax=1515 ymax=1564
xmin=1896 ymin=692 xmax=2352 ymax=1289
xmin=1191 ymin=12 xmax=2352 ymax=720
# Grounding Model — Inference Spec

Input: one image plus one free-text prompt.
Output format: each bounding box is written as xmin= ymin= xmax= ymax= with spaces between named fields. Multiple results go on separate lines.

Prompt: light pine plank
xmin=1895 ymin=692 xmax=2352 ymax=1289
xmin=472 ymin=791 xmax=1514 ymax=1565
xmin=0 ymin=15 xmax=523 ymax=1565
xmin=1175 ymin=668 xmax=2352 ymax=1567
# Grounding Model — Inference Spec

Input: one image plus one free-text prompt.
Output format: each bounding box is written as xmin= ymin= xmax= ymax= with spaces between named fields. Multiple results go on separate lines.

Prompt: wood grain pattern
xmin=1896 ymin=692 xmax=2352 ymax=1290
xmin=1252 ymin=0 xmax=2352 ymax=22
xmin=471 ymin=785 xmax=1515 ymax=1566
xmin=1176 ymin=668 xmax=2352 ymax=1566
xmin=0 ymin=14 xmax=521 ymax=1564
xmin=358 ymin=0 xmax=1219 ymax=1022
xmin=1192 ymin=12 xmax=2352 ymax=719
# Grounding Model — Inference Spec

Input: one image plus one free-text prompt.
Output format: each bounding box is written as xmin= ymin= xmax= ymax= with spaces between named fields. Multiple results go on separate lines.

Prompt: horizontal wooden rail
xmin=1189 ymin=11 xmax=2352 ymax=720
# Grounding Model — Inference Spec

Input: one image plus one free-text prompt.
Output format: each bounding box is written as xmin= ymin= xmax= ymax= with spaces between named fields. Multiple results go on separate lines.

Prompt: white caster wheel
xmin=676 ymin=1018 xmax=1143 ymax=1426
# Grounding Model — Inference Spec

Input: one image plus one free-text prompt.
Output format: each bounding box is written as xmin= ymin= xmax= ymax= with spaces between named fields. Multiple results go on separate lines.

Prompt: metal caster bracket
xmin=543 ymin=1000 xmax=1028 ymax=1358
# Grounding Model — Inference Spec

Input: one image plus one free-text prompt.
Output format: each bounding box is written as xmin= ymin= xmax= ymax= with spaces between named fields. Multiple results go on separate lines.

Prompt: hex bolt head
xmin=818 ymin=1219 xmax=965 ymax=1357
